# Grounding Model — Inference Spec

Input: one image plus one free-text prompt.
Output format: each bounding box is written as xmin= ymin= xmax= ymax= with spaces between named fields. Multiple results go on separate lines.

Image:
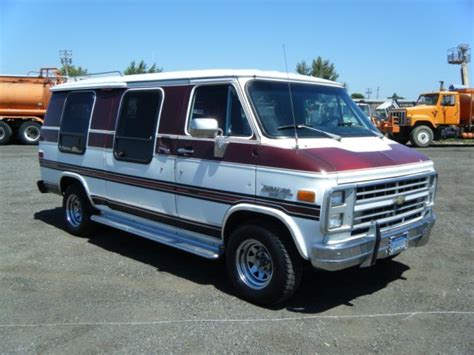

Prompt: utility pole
xmin=376 ymin=86 xmax=380 ymax=99
xmin=59 ymin=50 xmax=73 ymax=77
xmin=365 ymin=88 xmax=372 ymax=99
xmin=447 ymin=44 xmax=471 ymax=87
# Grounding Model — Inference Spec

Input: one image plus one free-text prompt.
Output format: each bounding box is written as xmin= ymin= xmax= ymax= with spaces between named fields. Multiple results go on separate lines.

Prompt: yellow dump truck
xmin=379 ymin=88 xmax=474 ymax=147
xmin=0 ymin=68 xmax=63 ymax=145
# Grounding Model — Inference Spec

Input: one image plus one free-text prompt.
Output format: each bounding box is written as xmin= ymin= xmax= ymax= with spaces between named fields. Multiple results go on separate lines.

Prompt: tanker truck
xmin=0 ymin=68 xmax=64 ymax=145
xmin=379 ymin=88 xmax=474 ymax=147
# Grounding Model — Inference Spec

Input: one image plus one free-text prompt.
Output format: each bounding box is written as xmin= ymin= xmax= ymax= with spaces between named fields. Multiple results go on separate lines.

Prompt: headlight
xmin=323 ymin=188 xmax=354 ymax=233
xmin=330 ymin=191 xmax=345 ymax=206
xmin=328 ymin=213 xmax=343 ymax=229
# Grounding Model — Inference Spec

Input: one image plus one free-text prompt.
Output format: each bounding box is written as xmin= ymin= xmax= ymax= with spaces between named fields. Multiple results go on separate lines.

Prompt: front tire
xmin=226 ymin=223 xmax=302 ymax=306
xmin=389 ymin=133 xmax=409 ymax=145
xmin=410 ymin=125 xmax=434 ymax=147
xmin=63 ymin=184 xmax=96 ymax=236
xmin=18 ymin=121 xmax=41 ymax=145
xmin=0 ymin=121 xmax=12 ymax=145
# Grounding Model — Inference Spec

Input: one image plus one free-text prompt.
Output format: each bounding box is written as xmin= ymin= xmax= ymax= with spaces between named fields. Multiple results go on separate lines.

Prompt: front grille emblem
xmin=393 ymin=195 xmax=406 ymax=206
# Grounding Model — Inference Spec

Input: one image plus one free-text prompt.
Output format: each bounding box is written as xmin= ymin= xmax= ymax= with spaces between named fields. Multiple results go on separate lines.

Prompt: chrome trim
xmin=91 ymin=211 xmax=222 ymax=259
xmin=311 ymin=209 xmax=435 ymax=271
xmin=320 ymin=171 xmax=437 ymax=235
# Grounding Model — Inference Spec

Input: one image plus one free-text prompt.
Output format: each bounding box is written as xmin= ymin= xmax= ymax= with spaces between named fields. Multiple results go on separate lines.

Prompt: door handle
xmin=177 ymin=147 xmax=194 ymax=156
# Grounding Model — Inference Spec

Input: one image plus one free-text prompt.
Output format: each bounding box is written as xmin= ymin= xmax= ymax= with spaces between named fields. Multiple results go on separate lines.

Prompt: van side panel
xmin=39 ymin=90 xmax=124 ymax=202
xmin=103 ymin=87 xmax=178 ymax=221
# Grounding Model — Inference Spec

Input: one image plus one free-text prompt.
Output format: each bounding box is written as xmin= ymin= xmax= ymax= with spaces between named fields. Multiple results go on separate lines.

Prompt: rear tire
xmin=410 ymin=125 xmax=434 ymax=147
xmin=18 ymin=121 xmax=41 ymax=145
xmin=63 ymin=184 xmax=96 ymax=237
xmin=226 ymin=223 xmax=302 ymax=306
xmin=0 ymin=121 xmax=12 ymax=145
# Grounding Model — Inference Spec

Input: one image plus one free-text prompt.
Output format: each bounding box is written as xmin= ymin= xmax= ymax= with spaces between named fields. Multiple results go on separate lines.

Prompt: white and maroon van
xmin=37 ymin=70 xmax=437 ymax=305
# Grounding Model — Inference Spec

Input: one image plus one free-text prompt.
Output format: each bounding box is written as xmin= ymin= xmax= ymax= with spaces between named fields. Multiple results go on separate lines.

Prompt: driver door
xmin=174 ymin=83 xmax=257 ymax=234
xmin=440 ymin=94 xmax=458 ymax=125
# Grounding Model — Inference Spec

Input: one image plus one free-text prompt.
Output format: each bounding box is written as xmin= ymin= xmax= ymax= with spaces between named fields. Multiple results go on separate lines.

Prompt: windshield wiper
xmin=278 ymin=124 xmax=342 ymax=141
xmin=337 ymin=122 xmax=384 ymax=139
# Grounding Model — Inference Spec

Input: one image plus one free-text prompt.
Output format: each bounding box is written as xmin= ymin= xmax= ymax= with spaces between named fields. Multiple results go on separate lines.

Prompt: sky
xmin=1 ymin=0 xmax=473 ymax=99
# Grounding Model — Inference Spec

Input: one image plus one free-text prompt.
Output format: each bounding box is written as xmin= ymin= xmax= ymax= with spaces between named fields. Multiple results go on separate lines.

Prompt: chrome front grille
xmin=390 ymin=110 xmax=407 ymax=125
xmin=351 ymin=175 xmax=431 ymax=235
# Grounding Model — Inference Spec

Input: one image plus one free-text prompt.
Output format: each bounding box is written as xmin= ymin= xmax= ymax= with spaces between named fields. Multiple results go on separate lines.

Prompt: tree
xmin=296 ymin=56 xmax=339 ymax=81
xmin=124 ymin=60 xmax=162 ymax=75
xmin=59 ymin=65 xmax=88 ymax=77
xmin=351 ymin=93 xmax=365 ymax=99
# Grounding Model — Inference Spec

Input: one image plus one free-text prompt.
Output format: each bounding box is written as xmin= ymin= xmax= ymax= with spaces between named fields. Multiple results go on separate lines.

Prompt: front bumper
xmin=310 ymin=209 xmax=435 ymax=271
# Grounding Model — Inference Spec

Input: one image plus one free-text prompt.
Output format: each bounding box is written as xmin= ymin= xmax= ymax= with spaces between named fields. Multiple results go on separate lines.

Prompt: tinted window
xmin=190 ymin=85 xmax=251 ymax=137
xmin=59 ymin=91 xmax=95 ymax=154
xmin=114 ymin=90 xmax=162 ymax=163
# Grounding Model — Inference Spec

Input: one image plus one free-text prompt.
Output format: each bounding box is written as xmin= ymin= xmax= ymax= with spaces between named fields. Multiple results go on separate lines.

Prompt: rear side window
xmin=114 ymin=90 xmax=162 ymax=164
xmin=189 ymin=85 xmax=252 ymax=137
xmin=59 ymin=91 xmax=95 ymax=154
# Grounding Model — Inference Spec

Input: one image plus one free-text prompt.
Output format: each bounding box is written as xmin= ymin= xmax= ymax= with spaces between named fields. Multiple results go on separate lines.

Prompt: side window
xmin=59 ymin=91 xmax=95 ymax=154
xmin=114 ymin=90 xmax=162 ymax=164
xmin=441 ymin=95 xmax=455 ymax=106
xmin=189 ymin=85 xmax=252 ymax=137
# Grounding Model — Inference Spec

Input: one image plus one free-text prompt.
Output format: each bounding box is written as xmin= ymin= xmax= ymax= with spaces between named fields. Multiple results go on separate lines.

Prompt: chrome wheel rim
xmin=24 ymin=126 xmax=40 ymax=142
xmin=0 ymin=127 xmax=4 ymax=140
xmin=418 ymin=131 xmax=430 ymax=145
xmin=66 ymin=194 xmax=82 ymax=227
xmin=236 ymin=239 xmax=273 ymax=290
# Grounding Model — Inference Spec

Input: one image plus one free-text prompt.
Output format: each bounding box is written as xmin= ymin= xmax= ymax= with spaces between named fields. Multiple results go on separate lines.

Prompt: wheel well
xmin=413 ymin=121 xmax=435 ymax=130
xmin=223 ymin=211 xmax=293 ymax=245
xmin=60 ymin=177 xmax=82 ymax=194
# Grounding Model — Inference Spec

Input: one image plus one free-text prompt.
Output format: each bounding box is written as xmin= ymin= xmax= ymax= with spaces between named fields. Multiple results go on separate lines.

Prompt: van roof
xmin=51 ymin=69 xmax=343 ymax=92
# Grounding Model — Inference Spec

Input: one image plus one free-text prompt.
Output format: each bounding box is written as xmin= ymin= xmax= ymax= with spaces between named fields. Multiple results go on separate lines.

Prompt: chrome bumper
xmin=311 ymin=209 xmax=435 ymax=271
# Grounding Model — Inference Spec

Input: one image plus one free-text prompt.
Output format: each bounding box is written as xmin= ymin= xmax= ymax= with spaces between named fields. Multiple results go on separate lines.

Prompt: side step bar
xmin=91 ymin=212 xmax=222 ymax=259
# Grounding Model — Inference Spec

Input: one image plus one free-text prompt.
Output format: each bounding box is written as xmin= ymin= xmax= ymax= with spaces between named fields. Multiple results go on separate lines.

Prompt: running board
xmin=91 ymin=212 xmax=222 ymax=259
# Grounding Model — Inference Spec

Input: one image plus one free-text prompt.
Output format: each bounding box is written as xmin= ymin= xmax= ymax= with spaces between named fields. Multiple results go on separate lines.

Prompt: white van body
xmin=37 ymin=70 xmax=437 ymax=305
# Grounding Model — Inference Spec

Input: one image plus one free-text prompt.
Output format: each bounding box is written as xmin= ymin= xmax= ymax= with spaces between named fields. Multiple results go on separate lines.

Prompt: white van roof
xmin=51 ymin=69 xmax=343 ymax=92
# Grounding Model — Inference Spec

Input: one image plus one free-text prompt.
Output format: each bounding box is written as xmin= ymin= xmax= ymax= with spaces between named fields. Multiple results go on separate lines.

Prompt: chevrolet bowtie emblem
xmin=394 ymin=195 xmax=406 ymax=206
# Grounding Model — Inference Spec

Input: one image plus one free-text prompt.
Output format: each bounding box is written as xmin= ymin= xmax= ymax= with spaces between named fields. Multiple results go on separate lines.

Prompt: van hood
xmin=258 ymin=137 xmax=430 ymax=174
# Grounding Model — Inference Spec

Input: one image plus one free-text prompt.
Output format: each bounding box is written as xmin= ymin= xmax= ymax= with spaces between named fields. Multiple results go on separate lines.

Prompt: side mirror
xmin=190 ymin=118 xmax=219 ymax=138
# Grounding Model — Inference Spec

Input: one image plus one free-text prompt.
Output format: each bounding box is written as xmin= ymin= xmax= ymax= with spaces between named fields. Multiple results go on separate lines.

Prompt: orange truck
xmin=379 ymin=88 xmax=474 ymax=147
xmin=0 ymin=68 xmax=63 ymax=145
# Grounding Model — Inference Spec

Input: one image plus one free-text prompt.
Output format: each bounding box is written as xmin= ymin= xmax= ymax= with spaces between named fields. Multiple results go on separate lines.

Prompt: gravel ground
xmin=0 ymin=145 xmax=473 ymax=354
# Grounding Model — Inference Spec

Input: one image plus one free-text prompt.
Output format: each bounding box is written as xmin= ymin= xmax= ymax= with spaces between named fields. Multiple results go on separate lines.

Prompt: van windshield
xmin=247 ymin=80 xmax=378 ymax=138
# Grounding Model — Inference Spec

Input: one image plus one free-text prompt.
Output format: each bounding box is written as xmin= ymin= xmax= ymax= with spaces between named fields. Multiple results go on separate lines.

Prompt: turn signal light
xmin=297 ymin=190 xmax=315 ymax=203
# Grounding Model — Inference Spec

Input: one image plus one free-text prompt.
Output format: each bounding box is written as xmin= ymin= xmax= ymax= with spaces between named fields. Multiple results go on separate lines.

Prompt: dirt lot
xmin=0 ymin=145 xmax=473 ymax=353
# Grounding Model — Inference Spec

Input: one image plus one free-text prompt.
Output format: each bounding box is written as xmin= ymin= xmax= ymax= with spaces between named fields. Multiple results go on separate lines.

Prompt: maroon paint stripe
xmin=88 ymin=132 xmax=114 ymax=149
xmin=90 ymin=90 xmax=124 ymax=131
xmin=158 ymin=86 xmax=193 ymax=135
xmin=174 ymin=139 xmax=259 ymax=164
xmin=91 ymin=196 xmax=221 ymax=238
xmin=39 ymin=159 xmax=320 ymax=219
xmin=161 ymin=137 xmax=429 ymax=173
xmin=88 ymin=132 xmax=106 ymax=148
xmin=39 ymin=129 xmax=59 ymax=143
